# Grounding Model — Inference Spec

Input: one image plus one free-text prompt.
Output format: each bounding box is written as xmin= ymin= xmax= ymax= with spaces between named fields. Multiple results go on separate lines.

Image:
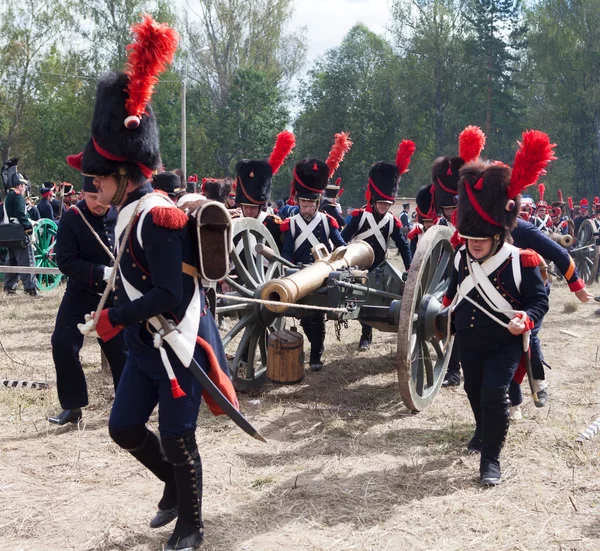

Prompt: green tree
xmin=293 ymin=25 xmax=411 ymax=206
xmin=525 ymin=0 xmax=600 ymax=198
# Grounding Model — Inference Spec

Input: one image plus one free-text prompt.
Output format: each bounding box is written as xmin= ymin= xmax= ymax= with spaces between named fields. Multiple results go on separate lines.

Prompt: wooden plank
xmin=559 ymin=329 xmax=582 ymax=338
xmin=0 ymin=266 xmax=62 ymax=274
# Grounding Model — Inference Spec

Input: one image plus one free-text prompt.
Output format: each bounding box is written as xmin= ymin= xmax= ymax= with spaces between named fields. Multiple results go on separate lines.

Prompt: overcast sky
xmin=290 ymin=0 xmax=393 ymax=66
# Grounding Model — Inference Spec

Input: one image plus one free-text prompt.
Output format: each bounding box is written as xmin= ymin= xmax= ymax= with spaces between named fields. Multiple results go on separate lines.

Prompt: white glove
xmin=77 ymin=312 xmax=99 ymax=338
xmin=103 ymin=267 xmax=113 ymax=282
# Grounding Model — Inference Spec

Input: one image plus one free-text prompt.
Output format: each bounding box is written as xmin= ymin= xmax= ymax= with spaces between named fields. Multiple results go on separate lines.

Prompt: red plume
xmin=325 ymin=132 xmax=353 ymax=178
xmin=538 ymin=183 xmax=545 ymax=202
xmin=396 ymin=140 xmax=416 ymax=175
xmin=581 ymin=198 xmax=589 ymax=207
xmin=124 ymin=15 xmax=179 ymax=123
xmin=557 ymin=189 xmax=563 ymax=202
xmin=507 ymin=130 xmax=557 ymax=199
xmin=268 ymin=131 xmax=295 ymax=175
xmin=595 ymin=196 xmax=600 ymax=204
xmin=459 ymin=125 xmax=486 ymax=163
xmin=66 ymin=152 xmax=83 ymax=171
xmin=568 ymin=197 xmax=573 ymax=210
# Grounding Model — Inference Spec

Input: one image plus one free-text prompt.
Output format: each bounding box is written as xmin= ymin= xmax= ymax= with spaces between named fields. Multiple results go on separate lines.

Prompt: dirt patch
xmin=1 ymin=278 xmax=600 ymax=550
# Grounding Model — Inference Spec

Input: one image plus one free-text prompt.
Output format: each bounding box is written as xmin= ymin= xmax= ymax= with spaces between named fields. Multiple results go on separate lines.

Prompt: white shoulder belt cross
xmin=291 ymin=212 xmax=329 ymax=251
xmin=352 ymin=211 xmax=393 ymax=252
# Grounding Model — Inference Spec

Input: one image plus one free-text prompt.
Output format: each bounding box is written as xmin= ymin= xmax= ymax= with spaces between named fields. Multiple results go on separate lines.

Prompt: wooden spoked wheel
xmin=572 ymin=219 xmax=599 ymax=285
xmin=32 ymin=219 xmax=62 ymax=291
xmin=397 ymin=226 xmax=455 ymax=412
xmin=217 ymin=217 xmax=284 ymax=391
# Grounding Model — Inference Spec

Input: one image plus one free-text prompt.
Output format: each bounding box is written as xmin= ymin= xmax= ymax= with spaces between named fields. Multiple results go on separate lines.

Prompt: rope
xmin=69 ymin=206 xmax=116 ymax=263
xmin=215 ymin=293 xmax=349 ymax=313
xmin=92 ymin=194 xmax=155 ymax=328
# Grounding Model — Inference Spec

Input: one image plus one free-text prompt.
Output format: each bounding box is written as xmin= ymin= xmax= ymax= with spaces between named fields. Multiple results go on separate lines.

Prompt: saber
xmin=155 ymin=315 xmax=267 ymax=443
xmin=522 ymin=332 xmax=538 ymax=402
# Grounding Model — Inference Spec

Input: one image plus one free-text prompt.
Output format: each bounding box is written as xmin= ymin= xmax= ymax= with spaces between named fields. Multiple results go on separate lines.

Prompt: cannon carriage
xmin=571 ymin=219 xmax=600 ymax=285
xmin=215 ymin=217 xmax=455 ymax=412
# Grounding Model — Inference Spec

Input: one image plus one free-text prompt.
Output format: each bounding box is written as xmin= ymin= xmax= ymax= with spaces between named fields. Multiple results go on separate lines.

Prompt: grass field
xmin=1 ymin=267 xmax=600 ymax=551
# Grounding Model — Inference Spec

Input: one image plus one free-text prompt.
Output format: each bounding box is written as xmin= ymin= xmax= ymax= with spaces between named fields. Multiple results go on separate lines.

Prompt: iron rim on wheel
xmin=572 ymin=219 xmax=599 ymax=285
xmin=397 ymin=226 xmax=455 ymax=412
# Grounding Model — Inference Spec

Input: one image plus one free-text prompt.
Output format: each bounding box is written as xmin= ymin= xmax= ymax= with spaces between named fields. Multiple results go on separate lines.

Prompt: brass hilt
xmin=260 ymin=241 xmax=375 ymax=313
xmin=549 ymin=232 xmax=574 ymax=248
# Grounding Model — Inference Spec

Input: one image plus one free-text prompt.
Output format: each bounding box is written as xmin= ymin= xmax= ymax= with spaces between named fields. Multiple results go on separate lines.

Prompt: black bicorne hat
xmin=152 ymin=172 xmax=183 ymax=197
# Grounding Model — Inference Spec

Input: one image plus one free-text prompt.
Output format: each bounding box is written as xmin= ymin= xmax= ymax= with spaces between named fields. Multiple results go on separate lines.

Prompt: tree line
xmin=1 ymin=0 xmax=599 ymax=207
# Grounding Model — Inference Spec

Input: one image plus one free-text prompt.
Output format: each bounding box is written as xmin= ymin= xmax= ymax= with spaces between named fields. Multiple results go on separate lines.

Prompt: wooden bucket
xmin=266 ymin=328 xmax=305 ymax=384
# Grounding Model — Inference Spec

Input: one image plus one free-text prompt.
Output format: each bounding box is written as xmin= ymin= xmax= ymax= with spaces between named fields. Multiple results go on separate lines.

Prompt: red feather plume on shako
xmin=124 ymin=15 xmax=179 ymax=129
xmin=568 ymin=197 xmax=574 ymax=210
xmin=268 ymin=131 xmax=296 ymax=175
xmin=538 ymin=183 xmax=545 ymax=202
xmin=507 ymin=130 xmax=557 ymax=199
xmin=558 ymin=189 xmax=563 ymax=203
xmin=458 ymin=126 xmax=486 ymax=163
xmin=580 ymin=198 xmax=589 ymax=207
xmin=325 ymin=132 xmax=353 ymax=178
xmin=456 ymin=130 xmax=556 ymax=240
xmin=396 ymin=139 xmax=416 ymax=175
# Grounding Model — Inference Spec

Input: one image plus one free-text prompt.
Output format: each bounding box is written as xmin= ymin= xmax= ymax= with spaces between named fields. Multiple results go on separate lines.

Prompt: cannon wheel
xmin=397 ymin=225 xmax=455 ymax=412
xmin=218 ymin=217 xmax=284 ymax=391
xmin=33 ymin=218 xmax=62 ymax=291
xmin=572 ymin=219 xmax=599 ymax=285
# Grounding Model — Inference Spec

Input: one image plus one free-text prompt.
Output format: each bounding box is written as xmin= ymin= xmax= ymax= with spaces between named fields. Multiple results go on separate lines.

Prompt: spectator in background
xmin=38 ymin=183 xmax=55 ymax=220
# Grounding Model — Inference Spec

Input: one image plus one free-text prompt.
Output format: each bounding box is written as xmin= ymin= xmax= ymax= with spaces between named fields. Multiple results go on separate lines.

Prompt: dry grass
xmin=1 ymin=272 xmax=600 ymax=551
xmin=564 ymin=301 xmax=580 ymax=314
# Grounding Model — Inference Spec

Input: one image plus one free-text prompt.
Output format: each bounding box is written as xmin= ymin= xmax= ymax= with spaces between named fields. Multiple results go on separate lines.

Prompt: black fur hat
xmin=368 ymin=162 xmax=399 ymax=203
xmin=235 ymin=160 xmax=272 ymax=205
xmin=457 ymin=161 xmax=519 ymax=239
xmin=431 ymin=156 xmax=463 ymax=209
xmin=292 ymin=159 xmax=329 ymax=201
xmin=80 ymin=72 xmax=161 ymax=185
xmin=415 ymin=184 xmax=436 ymax=223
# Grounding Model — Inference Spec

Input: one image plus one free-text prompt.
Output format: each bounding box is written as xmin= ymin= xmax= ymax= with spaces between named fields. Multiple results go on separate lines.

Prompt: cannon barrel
xmin=549 ymin=232 xmax=574 ymax=248
xmin=260 ymin=241 xmax=375 ymax=313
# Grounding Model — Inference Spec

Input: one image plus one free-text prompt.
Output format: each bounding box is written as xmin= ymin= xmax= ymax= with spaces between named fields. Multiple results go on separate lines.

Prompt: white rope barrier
xmin=215 ymin=293 xmax=349 ymax=313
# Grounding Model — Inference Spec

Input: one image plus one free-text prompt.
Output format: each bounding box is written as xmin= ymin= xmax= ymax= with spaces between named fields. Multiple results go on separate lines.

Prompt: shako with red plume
xmin=291 ymin=132 xmax=353 ymax=203
xmin=580 ymin=198 xmax=589 ymax=211
xmin=432 ymin=125 xmax=486 ymax=210
xmin=324 ymin=132 xmax=353 ymax=199
xmin=67 ymin=14 xmax=179 ymax=206
xmin=365 ymin=139 xmax=416 ymax=208
xmin=536 ymin=183 xmax=548 ymax=208
xmin=594 ymin=197 xmax=600 ymax=214
xmin=235 ymin=131 xmax=296 ymax=206
xmin=457 ymin=130 xmax=556 ymax=239
xmin=568 ymin=197 xmax=574 ymax=211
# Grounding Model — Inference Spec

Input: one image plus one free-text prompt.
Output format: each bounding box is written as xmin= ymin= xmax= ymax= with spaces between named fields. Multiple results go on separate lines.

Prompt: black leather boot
xmin=358 ymin=324 xmax=372 ymax=351
xmin=48 ymin=408 xmax=82 ymax=425
xmin=109 ymin=427 xmax=178 ymax=527
xmin=479 ymin=386 xmax=510 ymax=486
xmin=301 ymin=314 xmax=326 ymax=370
xmin=162 ymin=432 xmax=204 ymax=551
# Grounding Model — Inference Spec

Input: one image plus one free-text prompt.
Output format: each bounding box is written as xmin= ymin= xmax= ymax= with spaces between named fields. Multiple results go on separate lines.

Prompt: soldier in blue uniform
xmin=71 ymin=16 xmax=234 ymax=551
xmin=281 ymin=157 xmax=346 ymax=371
xmin=508 ymin=215 xmax=592 ymax=415
xmin=37 ymin=183 xmax=56 ymax=220
xmin=531 ymin=184 xmax=552 ymax=233
xmin=2 ymin=168 xmax=37 ymax=296
xmin=342 ymin=140 xmax=415 ymax=350
xmin=233 ymin=131 xmax=296 ymax=250
xmin=442 ymin=130 xmax=553 ymax=485
xmin=152 ymin=171 xmax=185 ymax=201
xmin=408 ymin=184 xmax=437 ymax=256
xmin=574 ymin=198 xmax=590 ymax=235
xmin=319 ymin=178 xmax=346 ymax=227
xmin=48 ymin=176 xmax=127 ymax=425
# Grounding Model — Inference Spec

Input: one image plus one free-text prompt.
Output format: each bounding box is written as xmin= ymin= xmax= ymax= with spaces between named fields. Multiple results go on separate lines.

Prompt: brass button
xmin=95 ymin=282 xmax=98 ymax=286
xmin=471 ymin=316 xmax=475 ymax=320
xmin=470 ymin=324 xmax=474 ymax=328
xmin=502 ymin=293 xmax=507 ymax=297
xmin=126 ymin=248 xmax=130 ymax=253
xmin=142 ymin=275 xmax=147 ymax=280
xmin=132 ymin=263 xmax=136 ymax=268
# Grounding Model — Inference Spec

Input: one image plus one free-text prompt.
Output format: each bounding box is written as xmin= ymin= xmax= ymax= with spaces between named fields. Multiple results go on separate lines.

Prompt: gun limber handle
xmin=260 ymin=240 xmax=375 ymax=313
xmin=254 ymin=243 xmax=298 ymax=269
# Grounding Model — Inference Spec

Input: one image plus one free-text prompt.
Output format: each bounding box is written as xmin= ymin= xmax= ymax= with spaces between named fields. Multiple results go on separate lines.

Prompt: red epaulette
xmin=407 ymin=227 xmax=422 ymax=240
xmin=519 ymin=248 xmax=542 ymax=268
xmin=325 ymin=213 xmax=339 ymax=230
xmin=393 ymin=215 xmax=401 ymax=229
xmin=450 ymin=231 xmax=465 ymax=249
xmin=280 ymin=218 xmax=290 ymax=232
xmin=351 ymin=208 xmax=363 ymax=217
xmin=152 ymin=206 xmax=188 ymax=229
